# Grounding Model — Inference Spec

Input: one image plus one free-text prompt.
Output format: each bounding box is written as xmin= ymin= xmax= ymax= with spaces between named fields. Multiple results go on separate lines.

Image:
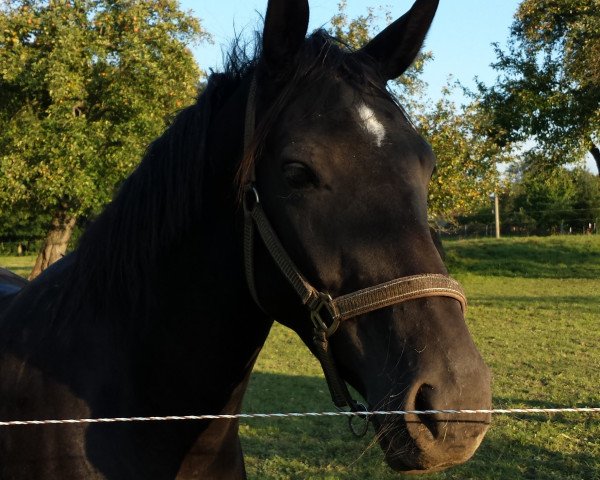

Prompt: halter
xmin=242 ymin=75 xmax=467 ymax=433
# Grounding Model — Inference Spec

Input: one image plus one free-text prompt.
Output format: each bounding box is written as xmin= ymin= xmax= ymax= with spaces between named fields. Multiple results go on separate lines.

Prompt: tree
xmin=477 ymin=0 xmax=600 ymax=175
xmin=416 ymin=89 xmax=505 ymax=222
xmin=502 ymin=161 xmax=600 ymax=234
xmin=455 ymin=162 xmax=600 ymax=236
xmin=0 ymin=0 xmax=209 ymax=278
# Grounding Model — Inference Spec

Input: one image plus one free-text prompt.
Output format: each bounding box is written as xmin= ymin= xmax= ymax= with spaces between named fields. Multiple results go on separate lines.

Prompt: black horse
xmin=0 ymin=0 xmax=492 ymax=477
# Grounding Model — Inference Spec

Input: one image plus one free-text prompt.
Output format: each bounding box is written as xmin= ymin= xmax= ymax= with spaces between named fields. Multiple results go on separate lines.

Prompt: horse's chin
xmin=374 ymin=417 xmax=485 ymax=474
xmin=382 ymin=448 xmax=475 ymax=475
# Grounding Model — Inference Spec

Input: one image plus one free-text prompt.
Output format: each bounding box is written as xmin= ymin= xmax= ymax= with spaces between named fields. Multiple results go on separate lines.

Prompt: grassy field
xmin=0 ymin=255 xmax=36 ymax=279
xmin=1 ymin=236 xmax=599 ymax=479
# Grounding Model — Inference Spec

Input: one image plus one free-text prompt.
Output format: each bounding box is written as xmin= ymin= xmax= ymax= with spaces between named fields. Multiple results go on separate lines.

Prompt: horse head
xmin=238 ymin=0 xmax=492 ymax=473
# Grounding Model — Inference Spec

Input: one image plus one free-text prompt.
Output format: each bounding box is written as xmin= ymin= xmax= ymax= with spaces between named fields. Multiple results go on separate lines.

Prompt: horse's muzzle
xmin=373 ymin=376 xmax=492 ymax=473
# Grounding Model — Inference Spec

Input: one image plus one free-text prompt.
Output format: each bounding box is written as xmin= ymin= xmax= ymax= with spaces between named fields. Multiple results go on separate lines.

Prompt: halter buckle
xmin=310 ymin=292 xmax=340 ymax=337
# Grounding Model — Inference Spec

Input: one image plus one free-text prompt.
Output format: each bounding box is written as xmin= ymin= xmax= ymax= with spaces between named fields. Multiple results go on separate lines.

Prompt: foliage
xmin=503 ymin=160 xmax=599 ymax=233
xmin=416 ymin=88 xmax=506 ymax=222
xmin=476 ymin=0 xmax=600 ymax=173
xmin=456 ymin=162 xmax=600 ymax=236
xmin=0 ymin=0 xmax=208 ymax=227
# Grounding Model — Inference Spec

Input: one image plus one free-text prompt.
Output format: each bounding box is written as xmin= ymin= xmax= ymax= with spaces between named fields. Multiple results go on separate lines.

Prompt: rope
xmin=1 ymin=407 xmax=599 ymax=427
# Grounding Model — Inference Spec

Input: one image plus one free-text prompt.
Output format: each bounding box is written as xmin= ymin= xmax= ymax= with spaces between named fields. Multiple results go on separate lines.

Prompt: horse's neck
xmin=133 ymin=214 xmax=272 ymax=477
xmin=9 ymin=219 xmax=270 ymax=477
xmin=123 ymin=206 xmax=270 ymax=403
xmin=4 ymin=220 xmax=270 ymax=405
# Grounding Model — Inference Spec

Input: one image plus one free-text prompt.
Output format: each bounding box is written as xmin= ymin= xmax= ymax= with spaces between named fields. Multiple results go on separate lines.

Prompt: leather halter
xmin=241 ymin=75 xmax=467 ymax=420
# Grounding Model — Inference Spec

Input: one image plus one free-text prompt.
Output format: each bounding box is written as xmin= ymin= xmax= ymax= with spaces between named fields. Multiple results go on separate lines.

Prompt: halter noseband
xmin=241 ymin=75 xmax=467 ymax=425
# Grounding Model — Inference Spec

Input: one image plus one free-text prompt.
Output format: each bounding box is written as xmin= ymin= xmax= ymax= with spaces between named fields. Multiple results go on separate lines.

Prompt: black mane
xmin=64 ymin=77 xmax=220 ymax=320
xmin=61 ymin=30 xmax=394 ymax=323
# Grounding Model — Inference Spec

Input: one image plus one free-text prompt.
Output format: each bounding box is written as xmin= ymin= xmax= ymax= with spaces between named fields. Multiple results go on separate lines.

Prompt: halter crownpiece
xmin=241 ymin=74 xmax=468 ymax=418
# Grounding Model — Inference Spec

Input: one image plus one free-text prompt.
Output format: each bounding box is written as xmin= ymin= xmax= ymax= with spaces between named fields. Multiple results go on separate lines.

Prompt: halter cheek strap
xmin=241 ymin=74 xmax=468 ymax=419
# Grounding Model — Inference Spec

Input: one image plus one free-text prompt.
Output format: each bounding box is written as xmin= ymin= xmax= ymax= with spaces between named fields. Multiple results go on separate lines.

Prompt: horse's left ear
xmin=261 ymin=0 xmax=310 ymax=73
xmin=357 ymin=0 xmax=439 ymax=80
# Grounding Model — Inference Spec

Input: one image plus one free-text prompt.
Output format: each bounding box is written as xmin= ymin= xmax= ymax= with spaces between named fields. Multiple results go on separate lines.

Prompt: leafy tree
xmin=508 ymin=162 xmax=600 ymax=233
xmin=477 ymin=0 xmax=600 ymax=175
xmin=416 ymin=89 xmax=505 ymax=222
xmin=0 ymin=0 xmax=208 ymax=278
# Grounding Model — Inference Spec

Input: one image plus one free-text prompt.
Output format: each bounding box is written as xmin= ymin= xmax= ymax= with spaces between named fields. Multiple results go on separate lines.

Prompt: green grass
xmin=0 ymin=255 xmax=36 ymax=279
xmin=2 ymin=237 xmax=599 ymax=479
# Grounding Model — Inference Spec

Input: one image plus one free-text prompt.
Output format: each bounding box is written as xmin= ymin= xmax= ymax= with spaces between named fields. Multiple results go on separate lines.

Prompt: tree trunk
xmin=29 ymin=210 xmax=76 ymax=280
xmin=590 ymin=143 xmax=600 ymax=177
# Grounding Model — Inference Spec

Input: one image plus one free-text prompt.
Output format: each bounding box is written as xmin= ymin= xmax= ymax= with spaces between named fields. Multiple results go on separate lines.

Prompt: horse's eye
xmin=282 ymin=162 xmax=317 ymax=189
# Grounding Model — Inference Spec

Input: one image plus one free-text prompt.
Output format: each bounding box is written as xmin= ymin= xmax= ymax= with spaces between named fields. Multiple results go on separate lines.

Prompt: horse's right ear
xmin=261 ymin=0 xmax=309 ymax=73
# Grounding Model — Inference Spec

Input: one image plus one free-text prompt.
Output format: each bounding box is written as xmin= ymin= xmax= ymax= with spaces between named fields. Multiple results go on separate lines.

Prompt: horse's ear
xmin=261 ymin=0 xmax=309 ymax=72
xmin=358 ymin=0 xmax=439 ymax=80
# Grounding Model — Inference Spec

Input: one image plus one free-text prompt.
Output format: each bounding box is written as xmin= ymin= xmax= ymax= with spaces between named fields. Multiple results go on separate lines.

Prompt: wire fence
xmin=442 ymin=205 xmax=600 ymax=238
xmin=2 ymin=407 xmax=600 ymax=427
xmin=442 ymin=218 xmax=598 ymax=239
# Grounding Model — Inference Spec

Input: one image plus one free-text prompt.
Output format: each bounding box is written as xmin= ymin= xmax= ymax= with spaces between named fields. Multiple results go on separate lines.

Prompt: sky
xmin=184 ymin=0 xmax=521 ymax=102
xmin=182 ymin=0 xmax=596 ymax=172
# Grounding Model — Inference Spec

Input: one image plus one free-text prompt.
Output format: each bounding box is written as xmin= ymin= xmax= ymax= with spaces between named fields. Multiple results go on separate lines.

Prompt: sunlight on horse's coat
xmin=357 ymin=103 xmax=386 ymax=147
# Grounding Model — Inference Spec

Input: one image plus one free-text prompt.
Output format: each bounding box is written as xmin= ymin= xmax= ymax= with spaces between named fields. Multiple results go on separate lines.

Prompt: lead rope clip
xmin=344 ymin=402 xmax=370 ymax=437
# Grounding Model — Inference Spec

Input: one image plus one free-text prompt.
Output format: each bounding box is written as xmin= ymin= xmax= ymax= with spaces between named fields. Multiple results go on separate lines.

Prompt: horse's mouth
xmin=373 ymin=414 xmax=489 ymax=474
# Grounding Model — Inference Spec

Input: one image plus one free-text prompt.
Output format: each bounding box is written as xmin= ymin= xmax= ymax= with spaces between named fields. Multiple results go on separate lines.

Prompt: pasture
xmin=1 ymin=235 xmax=599 ymax=479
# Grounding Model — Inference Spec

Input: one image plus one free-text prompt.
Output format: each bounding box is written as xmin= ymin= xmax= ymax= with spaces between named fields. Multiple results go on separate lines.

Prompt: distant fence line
xmin=441 ymin=220 xmax=598 ymax=239
xmin=439 ymin=204 xmax=599 ymax=239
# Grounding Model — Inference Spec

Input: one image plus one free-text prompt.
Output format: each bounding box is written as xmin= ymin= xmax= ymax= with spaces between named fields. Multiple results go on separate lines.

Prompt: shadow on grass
xmin=242 ymin=372 xmax=599 ymax=479
xmin=444 ymin=238 xmax=600 ymax=279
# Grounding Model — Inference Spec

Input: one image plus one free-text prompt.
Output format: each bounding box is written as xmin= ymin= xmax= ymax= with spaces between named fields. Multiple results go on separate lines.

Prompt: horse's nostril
xmin=414 ymin=384 xmax=438 ymax=438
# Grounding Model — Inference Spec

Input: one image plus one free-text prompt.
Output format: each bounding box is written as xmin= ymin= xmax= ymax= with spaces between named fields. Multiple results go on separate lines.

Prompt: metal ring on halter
xmin=243 ymin=184 xmax=260 ymax=213
xmin=348 ymin=402 xmax=370 ymax=437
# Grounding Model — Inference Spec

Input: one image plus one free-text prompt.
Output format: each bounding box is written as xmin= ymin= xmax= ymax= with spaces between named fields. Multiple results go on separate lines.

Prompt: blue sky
xmin=183 ymin=0 xmax=521 ymax=102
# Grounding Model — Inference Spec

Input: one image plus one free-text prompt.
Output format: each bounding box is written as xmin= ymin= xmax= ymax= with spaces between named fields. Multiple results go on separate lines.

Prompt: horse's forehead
xmin=277 ymin=90 xmax=424 ymax=163
xmin=282 ymin=80 xmax=395 ymax=141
